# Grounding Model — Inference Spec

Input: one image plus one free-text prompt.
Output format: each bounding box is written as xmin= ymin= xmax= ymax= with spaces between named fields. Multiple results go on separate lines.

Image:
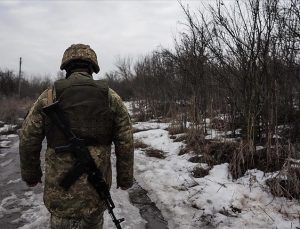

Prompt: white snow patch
xmin=135 ymin=130 xmax=181 ymax=154
xmin=0 ymin=135 xmax=8 ymax=140
xmin=0 ymin=159 xmax=13 ymax=167
xmin=0 ymin=152 xmax=8 ymax=157
xmin=7 ymin=178 xmax=22 ymax=184
xmin=133 ymin=121 xmax=169 ymax=132
xmin=0 ymin=140 xmax=11 ymax=148
xmin=0 ymin=124 xmax=17 ymax=134
xmin=7 ymin=134 xmax=18 ymax=138
xmin=256 ymin=146 xmax=265 ymax=151
xmin=124 ymin=101 xmax=133 ymax=116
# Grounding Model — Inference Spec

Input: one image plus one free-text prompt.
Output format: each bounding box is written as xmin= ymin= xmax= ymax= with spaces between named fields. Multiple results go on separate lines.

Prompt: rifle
xmin=43 ymin=101 xmax=124 ymax=229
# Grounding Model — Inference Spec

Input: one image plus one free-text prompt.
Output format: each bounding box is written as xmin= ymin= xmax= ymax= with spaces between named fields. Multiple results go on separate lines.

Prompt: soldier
xmin=19 ymin=44 xmax=134 ymax=229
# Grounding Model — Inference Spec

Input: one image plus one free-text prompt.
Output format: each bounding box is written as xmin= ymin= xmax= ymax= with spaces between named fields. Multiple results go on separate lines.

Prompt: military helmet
xmin=60 ymin=44 xmax=100 ymax=73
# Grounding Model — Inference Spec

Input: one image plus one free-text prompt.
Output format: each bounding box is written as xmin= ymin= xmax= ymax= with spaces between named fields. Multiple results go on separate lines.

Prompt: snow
xmin=0 ymin=193 xmax=22 ymax=219
xmin=103 ymin=154 xmax=146 ymax=229
xmin=124 ymin=101 xmax=133 ymax=115
xmin=0 ymin=159 xmax=13 ymax=167
xmin=0 ymin=152 xmax=8 ymax=157
xmin=7 ymin=134 xmax=18 ymax=138
xmin=7 ymin=178 xmax=22 ymax=184
xmin=0 ymin=140 xmax=11 ymax=148
xmin=133 ymin=121 xmax=300 ymax=229
xmin=133 ymin=121 xmax=169 ymax=131
xmin=1 ymin=114 xmax=300 ymax=228
xmin=256 ymin=146 xmax=265 ymax=151
xmin=0 ymin=124 xmax=17 ymax=134
xmin=16 ymin=190 xmax=50 ymax=229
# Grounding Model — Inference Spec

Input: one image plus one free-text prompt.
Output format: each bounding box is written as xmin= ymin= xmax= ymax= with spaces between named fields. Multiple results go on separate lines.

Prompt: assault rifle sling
xmin=43 ymin=101 xmax=124 ymax=229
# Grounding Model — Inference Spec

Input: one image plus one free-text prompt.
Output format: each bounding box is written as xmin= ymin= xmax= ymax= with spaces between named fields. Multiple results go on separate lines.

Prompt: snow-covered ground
xmin=1 ymin=105 xmax=300 ymax=229
xmin=11 ymin=153 xmax=146 ymax=229
xmin=133 ymin=121 xmax=300 ymax=229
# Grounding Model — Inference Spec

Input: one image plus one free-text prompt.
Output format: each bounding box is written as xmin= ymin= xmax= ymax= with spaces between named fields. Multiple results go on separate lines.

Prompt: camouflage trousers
xmin=50 ymin=211 xmax=104 ymax=229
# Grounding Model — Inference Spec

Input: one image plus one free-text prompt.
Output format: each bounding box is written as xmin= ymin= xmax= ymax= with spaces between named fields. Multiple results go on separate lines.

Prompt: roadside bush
xmin=0 ymin=96 xmax=33 ymax=124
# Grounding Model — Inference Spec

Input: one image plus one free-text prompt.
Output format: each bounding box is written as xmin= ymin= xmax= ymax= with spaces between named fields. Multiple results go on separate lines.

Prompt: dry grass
xmin=169 ymin=135 xmax=177 ymax=140
xmin=178 ymin=146 xmax=189 ymax=155
xmin=179 ymin=126 xmax=239 ymax=166
xmin=134 ymin=139 xmax=149 ymax=149
xmin=0 ymin=96 xmax=33 ymax=124
xmin=145 ymin=148 xmax=166 ymax=159
xmin=191 ymin=166 xmax=210 ymax=178
xmin=210 ymin=118 xmax=227 ymax=130
xmin=266 ymin=177 xmax=300 ymax=199
xmin=229 ymin=141 xmax=289 ymax=179
xmin=188 ymin=155 xmax=204 ymax=163
xmin=173 ymin=134 xmax=187 ymax=143
xmin=185 ymin=127 xmax=206 ymax=153
xmin=266 ymin=158 xmax=300 ymax=199
xmin=167 ymin=122 xmax=187 ymax=135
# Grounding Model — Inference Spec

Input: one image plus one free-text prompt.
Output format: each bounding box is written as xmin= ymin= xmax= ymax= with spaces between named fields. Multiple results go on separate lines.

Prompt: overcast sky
xmin=0 ymin=0 xmax=208 ymax=79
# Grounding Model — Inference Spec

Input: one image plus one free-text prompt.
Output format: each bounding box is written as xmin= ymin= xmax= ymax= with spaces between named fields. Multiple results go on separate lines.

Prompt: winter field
xmin=0 ymin=102 xmax=300 ymax=229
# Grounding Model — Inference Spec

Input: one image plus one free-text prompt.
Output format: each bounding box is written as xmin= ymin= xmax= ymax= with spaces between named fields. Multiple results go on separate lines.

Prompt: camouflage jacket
xmin=19 ymin=72 xmax=134 ymax=218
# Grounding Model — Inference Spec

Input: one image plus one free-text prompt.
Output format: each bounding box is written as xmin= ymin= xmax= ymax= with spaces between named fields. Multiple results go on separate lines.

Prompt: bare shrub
xmin=185 ymin=127 xmax=206 ymax=153
xmin=167 ymin=122 xmax=187 ymax=135
xmin=179 ymin=125 xmax=239 ymax=166
xmin=0 ymin=96 xmax=33 ymax=124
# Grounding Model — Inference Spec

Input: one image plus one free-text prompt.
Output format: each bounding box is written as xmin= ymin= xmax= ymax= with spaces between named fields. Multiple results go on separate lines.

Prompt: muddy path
xmin=0 ymin=134 xmax=44 ymax=229
xmin=128 ymin=181 xmax=168 ymax=229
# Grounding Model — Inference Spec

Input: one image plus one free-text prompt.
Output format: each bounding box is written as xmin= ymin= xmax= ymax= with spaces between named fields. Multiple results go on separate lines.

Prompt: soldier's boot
xmin=50 ymin=211 xmax=104 ymax=229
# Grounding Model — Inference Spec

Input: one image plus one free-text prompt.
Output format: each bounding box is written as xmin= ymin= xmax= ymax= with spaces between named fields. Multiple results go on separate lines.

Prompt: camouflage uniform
xmin=19 ymin=72 xmax=134 ymax=228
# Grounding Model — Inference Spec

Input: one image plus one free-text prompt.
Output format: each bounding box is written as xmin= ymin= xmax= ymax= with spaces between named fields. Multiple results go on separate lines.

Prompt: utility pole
xmin=18 ymin=57 xmax=22 ymax=97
